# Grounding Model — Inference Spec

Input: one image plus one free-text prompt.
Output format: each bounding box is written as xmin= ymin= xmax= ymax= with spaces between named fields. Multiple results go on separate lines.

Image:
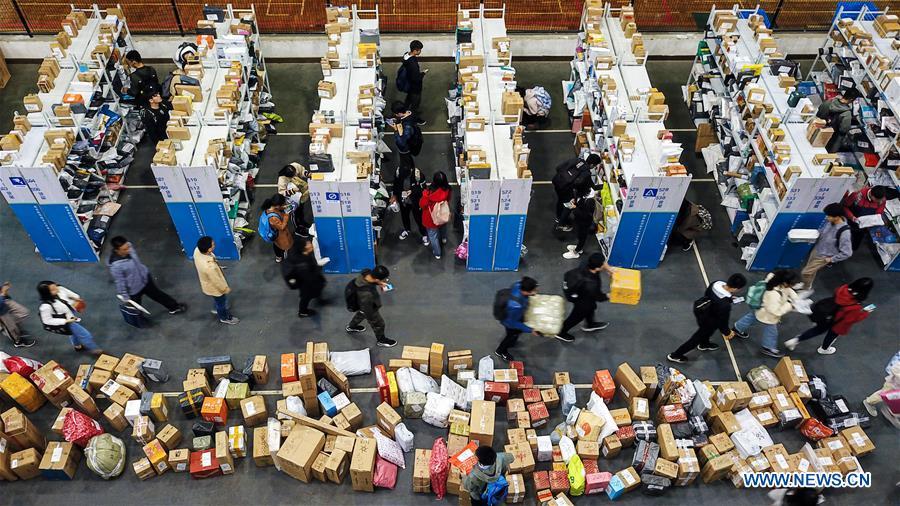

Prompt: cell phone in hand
xmin=382 ymin=283 xmax=394 ymax=292
xmin=732 ymin=296 xmax=745 ymax=304
xmin=863 ymin=304 xmax=876 ymax=312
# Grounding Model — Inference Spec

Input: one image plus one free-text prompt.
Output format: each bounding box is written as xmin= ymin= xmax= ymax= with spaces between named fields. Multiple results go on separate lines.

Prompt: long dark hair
xmin=277 ymin=165 xmax=296 ymax=178
xmin=36 ymin=280 xmax=57 ymax=302
xmin=847 ymin=277 xmax=873 ymax=302
xmin=261 ymin=193 xmax=287 ymax=211
xmin=431 ymin=171 xmax=450 ymax=192
xmin=765 ymin=270 xmax=797 ymax=291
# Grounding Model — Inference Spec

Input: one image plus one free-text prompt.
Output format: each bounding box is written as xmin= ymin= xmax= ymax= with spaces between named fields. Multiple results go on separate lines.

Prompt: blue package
xmin=606 ymin=475 xmax=626 ymax=500
xmin=318 ymin=391 xmax=337 ymax=417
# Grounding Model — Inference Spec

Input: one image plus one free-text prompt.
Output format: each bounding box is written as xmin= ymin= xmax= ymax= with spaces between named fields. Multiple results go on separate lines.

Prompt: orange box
xmin=592 ymin=370 xmax=615 ymax=402
xmin=281 ymin=353 xmax=298 ymax=383
xmin=62 ymin=93 xmax=84 ymax=104
xmin=201 ymin=397 xmax=228 ymax=425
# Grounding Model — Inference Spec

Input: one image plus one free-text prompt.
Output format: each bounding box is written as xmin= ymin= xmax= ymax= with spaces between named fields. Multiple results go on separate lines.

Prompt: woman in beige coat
xmin=193 ymin=236 xmax=239 ymax=325
xmin=731 ymin=270 xmax=798 ymax=358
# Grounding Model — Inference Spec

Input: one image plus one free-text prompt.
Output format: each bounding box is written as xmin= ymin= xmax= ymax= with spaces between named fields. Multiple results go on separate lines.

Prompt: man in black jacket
xmin=399 ymin=40 xmax=427 ymax=126
xmin=282 ymin=238 xmax=326 ymax=318
xmin=667 ymin=273 xmax=747 ymax=363
xmin=346 ymin=265 xmax=397 ymax=347
xmin=124 ymin=50 xmax=160 ymax=108
xmin=557 ymin=252 xmax=614 ymax=342
xmin=141 ymin=91 xmax=170 ymax=143
xmin=552 ymin=154 xmax=600 ymax=231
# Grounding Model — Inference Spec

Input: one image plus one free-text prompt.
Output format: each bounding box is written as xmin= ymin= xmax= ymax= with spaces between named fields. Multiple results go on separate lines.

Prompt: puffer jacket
xmin=830 ymin=284 xmax=870 ymax=335
xmin=420 ymin=187 xmax=450 ymax=229
xmin=754 ymin=274 xmax=796 ymax=325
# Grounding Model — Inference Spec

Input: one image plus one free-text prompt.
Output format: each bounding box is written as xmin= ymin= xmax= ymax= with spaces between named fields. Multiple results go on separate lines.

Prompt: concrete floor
xmin=0 ymin=59 xmax=897 ymax=505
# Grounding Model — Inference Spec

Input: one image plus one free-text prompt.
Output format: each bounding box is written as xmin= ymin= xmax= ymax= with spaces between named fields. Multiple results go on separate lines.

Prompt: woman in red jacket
xmin=785 ymin=278 xmax=874 ymax=355
xmin=420 ymin=171 xmax=452 ymax=259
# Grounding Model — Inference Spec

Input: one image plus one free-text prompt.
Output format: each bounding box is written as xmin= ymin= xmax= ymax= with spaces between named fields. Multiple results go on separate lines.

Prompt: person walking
xmin=393 ymin=165 xmax=428 ymax=245
xmin=108 ymin=236 xmax=186 ymax=315
xmin=193 ymin=236 xmax=239 ymax=325
xmin=0 ymin=282 xmax=35 ymax=347
xmin=842 ymin=185 xmax=888 ymax=250
xmin=494 ymin=277 xmax=540 ymax=362
xmin=283 ymin=238 xmax=326 ymax=318
xmin=800 ymin=203 xmax=852 ymax=289
xmin=667 ymin=273 xmax=747 ymax=363
xmin=260 ymin=194 xmax=293 ymax=263
xmin=420 ymin=171 xmax=452 ymax=259
xmin=398 ymin=40 xmax=427 ymax=125
xmin=862 ymin=351 xmax=900 ymax=417
xmin=37 ymin=281 xmax=103 ymax=356
xmin=462 ymin=446 xmax=513 ymax=506
xmin=557 ymin=252 xmax=614 ymax=341
xmin=564 ymin=186 xmax=602 ymax=260
xmin=785 ymin=277 xmax=873 ymax=355
xmin=732 ymin=270 xmax=798 ymax=358
xmin=277 ymin=163 xmax=312 ymax=238
xmin=551 ymin=154 xmax=600 ymax=231
xmin=123 ymin=50 xmax=160 ymax=108
xmin=345 ymin=266 xmax=397 ymax=347
xmin=390 ymin=101 xmax=423 ymax=170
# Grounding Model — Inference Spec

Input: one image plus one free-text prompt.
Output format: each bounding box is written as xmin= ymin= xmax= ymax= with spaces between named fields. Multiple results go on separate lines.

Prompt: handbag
xmin=41 ymin=302 xmax=73 ymax=335
xmin=73 ymin=299 xmax=87 ymax=313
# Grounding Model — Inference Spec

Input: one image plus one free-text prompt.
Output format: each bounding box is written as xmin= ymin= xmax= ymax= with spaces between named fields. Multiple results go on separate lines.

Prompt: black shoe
xmin=761 ymin=347 xmax=784 ymax=358
xmin=169 ymin=303 xmax=187 ymax=315
xmin=494 ymin=350 xmax=513 ymax=362
xmin=667 ymin=353 xmax=688 ymax=364
xmin=298 ymin=309 xmax=317 ymax=318
xmin=696 ymin=343 xmax=720 ymax=352
xmin=731 ymin=327 xmax=749 ymax=339
xmin=377 ymin=338 xmax=397 ymax=348
xmin=554 ymin=333 xmax=575 ymax=343
xmin=581 ymin=322 xmax=610 ymax=332
xmin=346 ymin=325 xmax=366 ymax=333
xmin=682 ymin=240 xmax=694 ymax=251
xmin=14 ymin=337 xmax=36 ymax=348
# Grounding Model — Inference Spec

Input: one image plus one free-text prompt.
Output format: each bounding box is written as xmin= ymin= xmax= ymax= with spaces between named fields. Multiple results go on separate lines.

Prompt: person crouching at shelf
xmin=816 ymin=87 xmax=861 ymax=153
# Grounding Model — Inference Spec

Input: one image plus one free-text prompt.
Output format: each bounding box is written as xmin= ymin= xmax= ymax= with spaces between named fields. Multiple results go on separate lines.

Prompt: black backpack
xmin=834 ymin=225 xmax=850 ymax=249
xmin=551 ymin=160 xmax=590 ymax=192
xmin=562 ymin=268 xmax=584 ymax=302
xmin=693 ymin=296 xmax=713 ymax=316
xmin=396 ymin=63 xmax=410 ymax=93
xmin=345 ymin=280 xmax=360 ymax=312
xmin=407 ymin=123 xmax=424 ymax=156
xmin=809 ymin=297 xmax=839 ymax=325
xmin=493 ymin=288 xmax=520 ymax=321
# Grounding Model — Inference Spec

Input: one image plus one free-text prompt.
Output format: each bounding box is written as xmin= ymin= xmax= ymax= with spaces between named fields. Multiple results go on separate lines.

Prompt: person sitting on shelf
xmin=816 ymin=87 xmax=861 ymax=153
xmin=140 ymin=91 xmax=170 ymax=144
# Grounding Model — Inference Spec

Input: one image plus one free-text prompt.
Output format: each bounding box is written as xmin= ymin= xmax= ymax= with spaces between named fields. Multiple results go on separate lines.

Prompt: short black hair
xmin=125 ymin=50 xmax=142 ymax=63
xmin=520 ymin=277 xmax=538 ymax=292
xmin=475 ymin=445 xmax=496 ymax=466
xmin=870 ymin=186 xmax=886 ymax=200
xmin=823 ymin=202 xmax=844 ymax=217
xmin=585 ymin=153 xmax=602 ymax=165
xmin=726 ymin=273 xmax=747 ymax=289
xmin=391 ymin=101 xmax=408 ymax=116
xmin=410 ymin=40 xmax=423 ymax=52
xmin=111 ymin=236 xmax=128 ymax=249
xmin=197 ymin=236 xmax=213 ymax=253
xmin=587 ymin=252 xmax=606 ymax=269
xmin=841 ymin=88 xmax=861 ymax=100
xmin=371 ymin=265 xmax=390 ymax=280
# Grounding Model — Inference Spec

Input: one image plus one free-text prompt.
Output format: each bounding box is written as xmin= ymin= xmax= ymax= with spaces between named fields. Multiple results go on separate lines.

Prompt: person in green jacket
xmin=816 ymin=87 xmax=860 ymax=153
xmin=463 ymin=446 xmax=513 ymax=505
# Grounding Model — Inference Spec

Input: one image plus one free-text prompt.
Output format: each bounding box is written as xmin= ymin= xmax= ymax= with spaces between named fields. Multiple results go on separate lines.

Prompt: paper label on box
xmin=157 ymin=462 xmax=167 ymax=471
xmin=835 ymin=399 xmax=848 ymax=412
xmin=619 ymin=384 xmax=630 ymax=398
xmin=637 ymin=399 xmax=647 ymax=413
xmin=52 ymin=446 xmax=63 ymax=463
xmin=775 ymin=454 xmax=788 ymax=468
xmin=798 ymin=458 xmax=810 ymax=472
xmin=25 ymin=103 xmax=39 ymax=112
xmin=177 ymin=463 xmax=187 ymax=471
xmin=852 ymin=433 xmax=865 ymax=447
xmin=246 ymin=403 xmax=257 ymax=416
xmin=202 ymin=453 xmax=212 ymax=467
xmin=601 ymin=445 xmax=610 ymax=457
xmin=221 ymin=463 xmax=232 ymax=472
xmin=11 ymin=459 xmax=17 ymax=468
xmin=0 ymin=439 xmax=6 ymax=453
xmin=622 ymin=471 xmax=636 ymax=485
xmin=793 ymin=365 xmax=803 ymax=377
xmin=420 ymin=364 xmax=429 ymax=373
xmin=54 ymin=369 xmax=67 ymax=381
xmin=758 ymin=412 xmax=772 ymax=421
xmin=827 ymin=440 xmax=844 ymax=451
xmin=776 ymin=394 xmax=787 ymax=407
xmin=819 ymin=456 xmax=833 ymax=466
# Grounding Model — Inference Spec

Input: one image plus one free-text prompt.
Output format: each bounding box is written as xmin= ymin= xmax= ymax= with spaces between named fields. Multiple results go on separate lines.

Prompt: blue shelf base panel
xmin=40 ymin=204 xmax=98 ymax=262
xmin=316 ymin=216 xmax=350 ymax=274
xmin=493 ymin=213 xmax=528 ymax=271
xmin=8 ymin=203 xmax=70 ymax=262
xmin=165 ymin=202 xmax=206 ymax=259
xmin=748 ymin=212 xmax=824 ymax=271
xmin=195 ymin=202 xmax=240 ymax=260
xmin=467 ymin=214 xmax=498 ymax=272
xmin=833 ymin=2 xmax=881 ymax=23
xmin=609 ymin=211 xmax=678 ymax=269
xmin=343 ymin=216 xmax=375 ymax=273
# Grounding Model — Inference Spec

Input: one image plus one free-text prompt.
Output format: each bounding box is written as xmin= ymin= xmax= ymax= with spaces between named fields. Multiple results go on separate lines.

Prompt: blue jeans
xmin=213 ymin=295 xmax=231 ymax=320
xmin=69 ymin=322 xmax=99 ymax=351
xmin=734 ymin=312 xmax=779 ymax=350
xmin=426 ymin=226 xmax=445 ymax=257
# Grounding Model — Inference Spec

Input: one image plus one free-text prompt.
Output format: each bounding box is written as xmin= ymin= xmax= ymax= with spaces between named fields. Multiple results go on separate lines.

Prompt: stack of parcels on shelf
xmin=37 ymin=57 xmax=61 ymax=95
xmin=324 ymin=5 xmax=352 ymax=58
xmin=639 ymin=88 xmax=669 ymax=121
xmin=631 ymin=33 xmax=646 ymax=63
xmin=805 ymin=118 xmax=834 ymax=148
xmin=350 ymin=128 xmax=376 ymax=179
xmin=492 ymin=36 xmax=511 ymax=66
xmin=0 ymin=115 xmax=31 ymax=153
xmin=873 ymin=14 xmax=900 ymax=37
xmin=457 ymin=9 xmax=474 ymax=31
xmin=583 ymin=1 xmax=607 ymax=47
xmin=598 ymin=75 xmax=618 ymax=106
xmin=621 ymin=5 xmax=638 ymax=39
xmin=203 ymin=138 xmax=230 ymax=169
xmin=309 ymin=110 xmax=344 ymax=137
xmin=458 ymin=43 xmax=485 ymax=73
xmin=748 ymin=14 xmax=782 ymax=58
xmin=214 ymin=62 xmax=243 ymax=119
xmin=712 ymin=11 xmax=738 ymax=35
xmin=655 ymin=129 xmax=686 ymax=175
xmin=166 ymin=117 xmax=191 ymax=143
xmin=42 ymin=129 xmax=75 ymax=170
xmin=357 ymin=84 xmax=376 ymax=115
xmin=512 ymin=126 xmax=531 ymax=178
xmin=461 ymin=79 xmax=479 ymax=115
xmin=317 ymin=80 xmax=337 ymax=100
xmin=153 ymin=140 xmax=178 ymax=166
xmin=501 ymin=90 xmax=524 ymax=122
xmin=618 ymin=133 xmax=636 ymax=161
xmin=170 ymin=95 xmax=193 ymax=118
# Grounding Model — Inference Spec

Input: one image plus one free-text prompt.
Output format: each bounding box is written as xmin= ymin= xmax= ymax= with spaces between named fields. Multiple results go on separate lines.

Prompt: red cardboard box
xmin=523 ymin=388 xmax=541 ymax=404
xmin=533 ymin=470 xmax=550 ymax=490
xmin=550 ymin=470 xmax=569 ymax=494
xmin=509 ymin=361 xmax=525 ymax=377
xmin=592 ymin=370 xmax=616 ymax=402
xmin=583 ymin=459 xmax=599 ymax=475
xmin=484 ymin=382 xmax=510 ymax=405
xmin=527 ymin=402 xmax=550 ymax=428
xmin=518 ymin=375 xmax=534 ymax=390
xmin=616 ymin=426 xmax=636 ymax=448
xmin=374 ymin=365 xmax=389 ymax=405
xmin=281 ymin=353 xmax=297 ymax=383
xmin=658 ymin=404 xmax=688 ymax=424
xmin=189 ymin=449 xmax=222 ymax=479
xmin=200 ymin=397 xmax=227 ymax=425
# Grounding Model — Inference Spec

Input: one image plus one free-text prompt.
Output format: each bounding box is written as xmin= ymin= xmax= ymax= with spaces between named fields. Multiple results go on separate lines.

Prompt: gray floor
xmin=0 ymin=59 xmax=897 ymax=505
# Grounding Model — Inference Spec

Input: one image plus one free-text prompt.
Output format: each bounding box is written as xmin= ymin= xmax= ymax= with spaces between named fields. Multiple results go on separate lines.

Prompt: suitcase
xmin=120 ymin=304 xmax=147 ymax=328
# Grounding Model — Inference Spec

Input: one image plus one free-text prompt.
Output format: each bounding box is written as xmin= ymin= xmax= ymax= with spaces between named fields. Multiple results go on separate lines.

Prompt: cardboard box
xmin=375 ymin=402 xmax=401 ymax=438
xmin=413 ymin=448 xmax=431 ymax=493
xmin=251 ymin=355 xmax=269 ymax=385
xmin=629 ymin=397 xmax=650 ymax=421
xmin=132 ymin=416 xmax=155 ymax=445
xmin=601 ymin=435 xmax=622 ymax=458
xmin=38 ymin=441 xmax=80 ymax=480
xmin=252 ymin=426 xmax=273 ymax=467
xmin=701 ymin=454 xmax=733 ymax=483
xmin=132 ymin=457 xmax=155 ymax=480
xmin=657 ymin=423 xmax=678 ymax=461
xmin=615 ymin=363 xmax=645 ymax=400
xmin=402 ymin=346 xmax=430 ymax=374
xmin=576 ymin=410 xmax=606 ymax=442
xmin=169 ymin=449 xmax=189 ymax=472
xmin=840 ymin=427 xmax=874 ymax=456
xmin=577 ymin=440 xmax=600 ymax=460
xmin=350 ymin=437 xmax=377 ymax=492
xmin=103 ymin=402 xmax=128 ymax=432
xmin=143 ymin=439 xmax=170 ymax=475
xmin=10 ymin=447 xmax=42 ymax=480
xmin=157 ymin=424 xmax=182 ymax=451
xmin=592 ymin=369 xmax=616 ymax=401
xmin=240 ymin=395 xmax=267 ymax=427
xmin=527 ymin=402 xmax=550 ymax=428
xmin=774 ymin=357 xmax=804 ymax=393
xmin=470 ymin=400 xmax=496 ymax=447
xmin=201 ymin=397 xmax=227 ymax=425
xmin=610 ymin=408 xmax=632 ymax=427
xmin=429 ymin=343 xmax=444 ymax=378
xmin=276 ymin=426 xmax=325 ymax=482
xmin=610 ymin=268 xmax=641 ymax=304
xmin=2 ymin=407 xmax=46 ymax=450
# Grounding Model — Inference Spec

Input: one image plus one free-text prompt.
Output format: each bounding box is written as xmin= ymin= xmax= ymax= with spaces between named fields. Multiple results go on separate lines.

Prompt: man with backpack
xmin=564 ymin=186 xmax=603 ymax=259
xmin=390 ymin=101 xmax=424 ymax=173
xmin=494 ymin=277 xmax=540 ymax=362
xmin=345 ymin=265 xmax=397 ymax=347
xmin=397 ymin=40 xmax=427 ymax=125
xmin=552 ymin=154 xmax=601 ymax=231
xmin=667 ymin=273 xmax=747 ymax=363
xmin=558 ymin=253 xmax=614 ymax=342
xmin=462 ymin=445 xmax=513 ymax=506
xmin=800 ymin=203 xmax=852 ymax=289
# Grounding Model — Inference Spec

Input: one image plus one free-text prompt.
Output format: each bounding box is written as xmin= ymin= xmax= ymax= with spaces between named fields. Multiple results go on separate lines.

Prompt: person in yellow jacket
xmin=193 ymin=236 xmax=239 ymax=325
xmin=731 ymin=270 xmax=798 ymax=358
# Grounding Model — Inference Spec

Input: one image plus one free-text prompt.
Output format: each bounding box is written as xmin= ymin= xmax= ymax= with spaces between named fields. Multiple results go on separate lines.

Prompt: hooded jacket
xmin=353 ymin=274 xmax=382 ymax=317
xmin=463 ymin=453 xmax=513 ymax=501
xmin=420 ymin=187 xmax=451 ymax=229
xmin=501 ymin=282 xmax=532 ymax=333
xmin=193 ymin=248 xmax=230 ymax=297
xmin=696 ymin=280 xmax=735 ymax=335
xmin=282 ymin=245 xmax=325 ymax=297
xmin=754 ymin=273 xmax=796 ymax=325
xmin=108 ymin=246 xmax=150 ymax=297
xmin=817 ymin=97 xmax=853 ymax=150
xmin=401 ymin=53 xmax=424 ymax=94
xmin=830 ymin=284 xmax=870 ymax=335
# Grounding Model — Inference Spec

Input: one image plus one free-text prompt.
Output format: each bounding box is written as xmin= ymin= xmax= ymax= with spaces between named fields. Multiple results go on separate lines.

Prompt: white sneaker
xmin=434 ymin=255 xmax=441 ymax=260
xmin=422 ymin=237 xmax=430 ymax=246
xmin=399 ymin=230 xmax=409 ymax=240
xmin=784 ymin=337 xmax=799 ymax=351
xmin=219 ymin=317 xmax=240 ymax=325
xmin=817 ymin=346 xmax=836 ymax=355
xmin=566 ymin=244 xmax=578 ymax=251
xmin=563 ymin=250 xmax=581 ymax=259
xmin=863 ymin=399 xmax=878 ymax=417
xmin=317 ymin=257 xmax=331 ymax=266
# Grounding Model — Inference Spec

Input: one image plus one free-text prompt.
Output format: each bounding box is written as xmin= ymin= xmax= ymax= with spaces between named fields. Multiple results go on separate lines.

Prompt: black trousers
xmin=497 ymin=327 xmax=522 ymax=354
xmin=848 ymin=220 xmax=865 ymax=250
xmin=405 ymin=92 xmax=422 ymax=118
xmin=560 ymin=299 xmax=597 ymax=335
xmin=797 ymin=322 xmax=840 ymax=349
xmin=671 ymin=321 xmax=719 ymax=358
xmin=299 ymin=291 xmax=315 ymax=313
xmin=555 ymin=189 xmax=572 ymax=224
xmin=133 ymin=276 xmax=179 ymax=312
xmin=400 ymin=201 xmax=426 ymax=236
xmin=274 ymin=245 xmax=285 ymax=258
xmin=574 ymin=220 xmax=592 ymax=251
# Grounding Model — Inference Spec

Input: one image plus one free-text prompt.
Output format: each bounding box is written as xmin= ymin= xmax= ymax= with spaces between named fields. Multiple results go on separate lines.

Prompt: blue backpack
xmin=482 ymin=475 xmax=509 ymax=506
xmin=258 ymin=212 xmax=278 ymax=242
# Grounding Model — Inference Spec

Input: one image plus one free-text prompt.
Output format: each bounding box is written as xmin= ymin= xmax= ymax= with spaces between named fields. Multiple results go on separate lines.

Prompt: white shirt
xmin=38 ymin=286 xmax=80 ymax=326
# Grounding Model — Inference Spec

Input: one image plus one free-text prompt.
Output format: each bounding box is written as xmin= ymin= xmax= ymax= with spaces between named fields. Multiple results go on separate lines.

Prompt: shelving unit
xmin=0 ymin=4 xmax=137 ymax=262
xmin=453 ymin=5 xmax=533 ymax=272
xmin=685 ymin=5 xmax=856 ymax=271
xmin=806 ymin=5 xmax=900 ymax=271
xmin=307 ymin=5 xmax=385 ymax=274
xmin=564 ymin=2 xmax=690 ymax=269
